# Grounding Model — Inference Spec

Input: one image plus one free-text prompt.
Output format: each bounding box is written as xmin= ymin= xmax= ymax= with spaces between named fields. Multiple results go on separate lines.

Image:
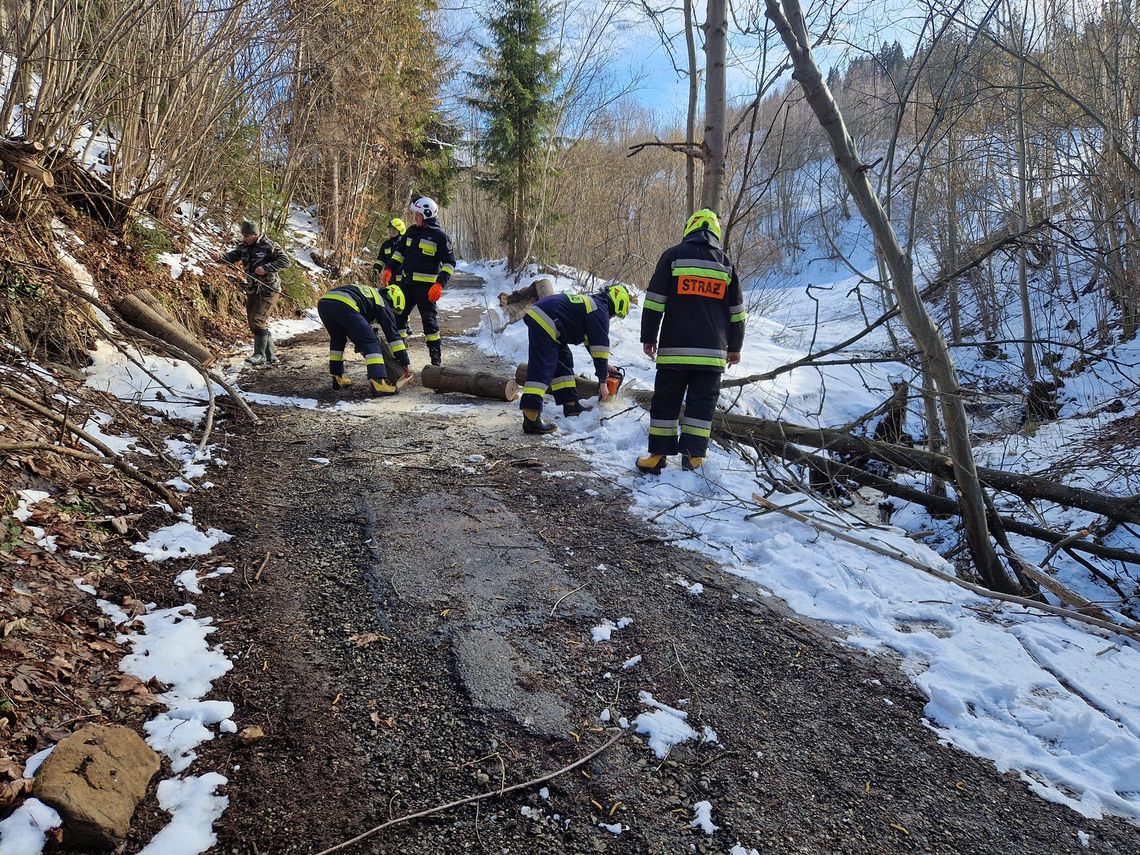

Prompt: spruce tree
xmin=466 ymin=0 xmax=556 ymax=271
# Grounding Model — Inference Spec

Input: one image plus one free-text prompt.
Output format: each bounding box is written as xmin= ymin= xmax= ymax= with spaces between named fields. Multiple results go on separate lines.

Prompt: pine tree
xmin=466 ymin=0 xmax=557 ymax=271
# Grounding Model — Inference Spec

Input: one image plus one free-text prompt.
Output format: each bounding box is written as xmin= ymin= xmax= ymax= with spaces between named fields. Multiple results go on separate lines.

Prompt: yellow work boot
xmin=636 ymin=454 xmax=666 ymax=474
xmin=682 ymin=455 xmax=705 ymax=471
xmin=370 ymin=378 xmax=398 ymax=397
xmin=331 ymin=375 xmax=353 ymax=389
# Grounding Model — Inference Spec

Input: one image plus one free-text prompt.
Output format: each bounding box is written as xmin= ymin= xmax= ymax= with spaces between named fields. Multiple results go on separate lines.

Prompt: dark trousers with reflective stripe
xmin=317 ymin=299 xmax=388 ymax=382
xmin=397 ymin=282 xmax=440 ymax=347
xmin=520 ymin=316 xmax=578 ymax=413
xmin=648 ymin=367 xmax=720 ymax=457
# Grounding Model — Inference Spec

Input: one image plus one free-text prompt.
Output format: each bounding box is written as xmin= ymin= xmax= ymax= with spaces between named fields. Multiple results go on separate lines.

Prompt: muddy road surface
xmin=188 ymin=288 xmax=1140 ymax=854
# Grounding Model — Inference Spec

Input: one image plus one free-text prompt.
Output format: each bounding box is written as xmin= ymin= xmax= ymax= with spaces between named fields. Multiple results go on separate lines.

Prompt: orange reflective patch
xmin=677 ymin=275 xmax=726 ymax=299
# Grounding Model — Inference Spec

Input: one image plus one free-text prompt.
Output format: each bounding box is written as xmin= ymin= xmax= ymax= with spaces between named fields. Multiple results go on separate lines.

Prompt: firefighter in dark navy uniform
xmin=317 ymin=282 xmax=411 ymax=396
xmin=212 ymin=220 xmax=291 ymax=365
xmin=637 ymin=209 xmax=746 ymax=473
xmin=519 ymin=284 xmax=631 ymax=435
xmin=382 ymin=197 xmax=456 ymax=366
xmin=371 ymin=217 xmax=407 ymax=285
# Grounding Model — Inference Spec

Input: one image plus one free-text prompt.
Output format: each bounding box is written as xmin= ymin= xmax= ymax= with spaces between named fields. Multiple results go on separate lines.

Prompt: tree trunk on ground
xmin=700 ymin=0 xmax=728 ymax=212
xmin=713 ymin=409 xmax=1140 ymax=525
xmin=760 ymin=439 xmax=1140 ymax=570
xmin=765 ymin=0 xmax=1017 ymax=593
xmin=422 ymin=366 xmax=519 ymax=401
xmin=115 ymin=294 xmax=214 ymax=365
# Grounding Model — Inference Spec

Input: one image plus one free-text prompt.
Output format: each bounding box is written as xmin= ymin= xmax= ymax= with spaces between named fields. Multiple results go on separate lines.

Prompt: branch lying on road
xmin=313 ymin=732 xmax=623 ymax=855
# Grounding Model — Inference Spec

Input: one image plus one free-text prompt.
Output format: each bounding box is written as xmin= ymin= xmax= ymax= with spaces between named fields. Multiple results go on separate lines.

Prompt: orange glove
xmin=427 ymin=282 xmax=443 ymax=302
xmin=381 ymin=268 xmax=392 ymax=286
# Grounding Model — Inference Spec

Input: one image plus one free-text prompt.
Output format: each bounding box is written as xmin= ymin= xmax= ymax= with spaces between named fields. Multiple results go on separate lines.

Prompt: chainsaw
xmin=605 ymin=365 xmax=626 ymax=397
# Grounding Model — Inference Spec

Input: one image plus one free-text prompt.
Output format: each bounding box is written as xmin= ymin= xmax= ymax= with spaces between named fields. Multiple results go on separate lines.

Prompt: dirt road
xmin=186 ymin=292 xmax=1140 ymax=854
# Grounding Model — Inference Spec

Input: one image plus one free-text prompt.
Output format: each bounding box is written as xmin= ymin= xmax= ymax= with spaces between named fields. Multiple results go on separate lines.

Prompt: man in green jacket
xmin=213 ymin=220 xmax=291 ymax=365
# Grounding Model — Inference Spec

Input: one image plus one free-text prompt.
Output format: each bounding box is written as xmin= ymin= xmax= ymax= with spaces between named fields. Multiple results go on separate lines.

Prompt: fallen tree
xmin=713 ymin=410 xmax=1140 ymax=526
xmin=761 ymin=437 xmax=1140 ymax=568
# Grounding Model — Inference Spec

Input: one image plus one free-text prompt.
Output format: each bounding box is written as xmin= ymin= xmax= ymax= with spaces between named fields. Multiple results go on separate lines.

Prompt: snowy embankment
xmin=0 ymin=219 xmax=323 ymax=853
xmin=453 ymin=259 xmax=1140 ymax=825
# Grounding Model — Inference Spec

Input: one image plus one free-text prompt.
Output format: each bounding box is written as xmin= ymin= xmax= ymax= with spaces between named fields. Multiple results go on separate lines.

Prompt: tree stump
xmin=422 ymin=366 xmax=518 ymax=401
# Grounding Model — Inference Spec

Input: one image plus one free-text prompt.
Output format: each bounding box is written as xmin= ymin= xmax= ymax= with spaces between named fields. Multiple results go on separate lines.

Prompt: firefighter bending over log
xmin=519 ymin=284 xmax=631 ymax=435
xmin=317 ymin=282 xmax=411 ymax=396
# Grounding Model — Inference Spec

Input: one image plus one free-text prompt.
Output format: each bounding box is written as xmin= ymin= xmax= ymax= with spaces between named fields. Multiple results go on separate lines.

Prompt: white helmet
xmin=411 ymin=197 xmax=438 ymax=219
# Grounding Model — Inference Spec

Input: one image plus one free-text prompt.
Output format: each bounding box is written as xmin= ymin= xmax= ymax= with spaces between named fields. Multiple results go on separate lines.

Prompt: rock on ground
xmin=32 ymin=724 xmax=159 ymax=850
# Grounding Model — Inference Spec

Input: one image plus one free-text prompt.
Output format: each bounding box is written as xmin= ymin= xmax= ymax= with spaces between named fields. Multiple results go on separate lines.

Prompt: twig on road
xmin=313 ymin=732 xmax=624 ymax=855
xmin=549 ymin=584 xmax=587 ymax=618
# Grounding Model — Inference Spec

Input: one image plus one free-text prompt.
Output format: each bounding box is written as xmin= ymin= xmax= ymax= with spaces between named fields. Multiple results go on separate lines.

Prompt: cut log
xmin=0 ymin=141 xmax=53 ymax=188
xmin=422 ymin=365 xmax=518 ymax=401
xmin=497 ymin=277 xmax=557 ymax=327
xmin=114 ymin=293 xmax=214 ymax=366
xmin=713 ymin=410 xmax=1140 ymax=525
xmin=377 ymin=337 xmax=409 ymax=386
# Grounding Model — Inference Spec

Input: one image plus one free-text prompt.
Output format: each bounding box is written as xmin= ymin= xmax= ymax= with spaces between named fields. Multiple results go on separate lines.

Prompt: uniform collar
xmin=683 ymin=228 xmax=722 ymax=250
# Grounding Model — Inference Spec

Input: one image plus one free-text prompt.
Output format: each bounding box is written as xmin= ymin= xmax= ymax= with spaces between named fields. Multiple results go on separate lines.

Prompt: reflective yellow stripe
xmin=411 ymin=272 xmax=437 ymax=283
xmin=364 ymin=355 xmax=384 ymax=365
xmin=643 ymin=299 xmax=665 ymax=312
xmin=441 ymin=264 xmax=455 ymax=275
xmin=523 ymin=383 xmax=548 ymax=396
xmin=390 ymin=342 xmax=407 ymax=353
xmin=328 ymin=353 xmax=344 ymax=361
xmin=525 ymin=307 xmax=558 ymax=340
xmin=657 ymin=355 xmax=726 ymax=368
xmin=320 ymin=293 xmax=360 ymax=312
xmin=681 ymin=425 xmax=712 ymax=437
xmin=649 ymin=426 xmax=677 ymax=436
xmin=550 ymin=379 xmax=576 ymax=391
xmin=425 ymin=333 xmax=441 ymax=342
xmin=671 ymin=266 xmax=730 ymax=281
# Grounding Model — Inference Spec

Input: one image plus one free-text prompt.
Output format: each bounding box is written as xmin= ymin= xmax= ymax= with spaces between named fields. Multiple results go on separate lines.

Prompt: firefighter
xmin=519 ymin=284 xmax=631 ymax=435
xmin=381 ymin=197 xmax=456 ymax=366
xmin=317 ymin=282 xmax=412 ymax=396
xmin=212 ymin=220 xmax=291 ymax=365
xmin=371 ymin=217 xmax=406 ymax=285
xmin=637 ymin=209 xmax=746 ymax=473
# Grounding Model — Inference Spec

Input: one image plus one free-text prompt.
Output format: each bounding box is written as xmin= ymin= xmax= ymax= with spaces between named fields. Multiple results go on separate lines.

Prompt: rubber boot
xmin=427 ymin=340 xmax=442 ymax=367
xmin=563 ymin=400 xmax=592 ymax=417
xmin=682 ymin=455 xmax=705 ymax=471
xmin=636 ymin=454 xmax=667 ymax=474
xmin=264 ymin=332 xmax=278 ymax=365
xmin=522 ymin=409 xmax=556 ymax=435
xmin=246 ymin=332 xmax=267 ymax=365
xmin=370 ymin=378 xmax=398 ymax=397
xmin=332 ymin=374 xmax=353 ymax=389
